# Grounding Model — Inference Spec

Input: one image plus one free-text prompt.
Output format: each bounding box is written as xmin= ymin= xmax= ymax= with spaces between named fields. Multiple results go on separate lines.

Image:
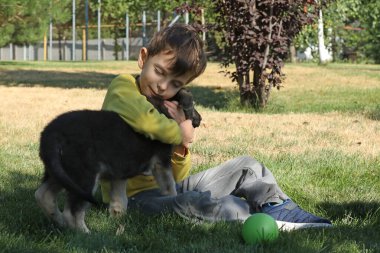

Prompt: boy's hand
xmin=173 ymin=145 xmax=188 ymax=157
xmin=164 ymin=100 xmax=194 ymax=148
xmin=164 ymin=100 xmax=186 ymax=124
xmin=180 ymin=119 xmax=194 ymax=148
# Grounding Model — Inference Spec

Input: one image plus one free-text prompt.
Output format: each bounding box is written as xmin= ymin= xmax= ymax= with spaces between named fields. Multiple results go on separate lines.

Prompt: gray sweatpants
xmin=129 ymin=156 xmax=289 ymax=222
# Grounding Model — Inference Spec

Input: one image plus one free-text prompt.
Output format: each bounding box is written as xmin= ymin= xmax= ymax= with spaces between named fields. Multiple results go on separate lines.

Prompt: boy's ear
xmin=138 ymin=47 xmax=148 ymax=69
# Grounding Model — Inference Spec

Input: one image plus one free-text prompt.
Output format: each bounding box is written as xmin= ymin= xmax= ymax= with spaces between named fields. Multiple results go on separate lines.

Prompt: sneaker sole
xmin=276 ymin=221 xmax=333 ymax=231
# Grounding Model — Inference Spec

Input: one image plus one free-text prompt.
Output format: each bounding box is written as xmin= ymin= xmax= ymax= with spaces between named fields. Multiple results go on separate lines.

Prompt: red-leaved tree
xmin=214 ymin=0 xmax=320 ymax=108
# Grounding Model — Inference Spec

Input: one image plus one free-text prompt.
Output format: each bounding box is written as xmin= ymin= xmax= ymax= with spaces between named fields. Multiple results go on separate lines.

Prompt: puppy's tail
xmin=39 ymin=131 xmax=98 ymax=205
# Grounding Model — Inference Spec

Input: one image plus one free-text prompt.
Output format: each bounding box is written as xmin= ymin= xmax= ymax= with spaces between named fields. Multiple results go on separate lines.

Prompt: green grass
xmin=191 ymin=63 xmax=380 ymax=115
xmin=266 ymin=87 xmax=380 ymax=114
xmin=1 ymin=144 xmax=379 ymax=252
xmin=191 ymin=87 xmax=380 ymax=115
xmin=0 ymin=61 xmax=379 ymax=252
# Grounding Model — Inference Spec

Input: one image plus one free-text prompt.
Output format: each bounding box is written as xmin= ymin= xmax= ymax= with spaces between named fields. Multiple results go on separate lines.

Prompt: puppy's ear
xmin=172 ymin=89 xmax=202 ymax=128
xmin=174 ymin=89 xmax=193 ymax=111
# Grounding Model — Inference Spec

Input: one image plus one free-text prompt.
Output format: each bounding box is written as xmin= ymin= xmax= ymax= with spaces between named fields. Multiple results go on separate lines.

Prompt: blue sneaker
xmin=261 ymin=199 xmax=332 ymax=231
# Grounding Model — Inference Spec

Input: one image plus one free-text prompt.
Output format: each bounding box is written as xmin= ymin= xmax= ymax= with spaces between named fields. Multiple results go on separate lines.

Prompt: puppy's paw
xmin=108 ymin=203 xmax=126 ymax=217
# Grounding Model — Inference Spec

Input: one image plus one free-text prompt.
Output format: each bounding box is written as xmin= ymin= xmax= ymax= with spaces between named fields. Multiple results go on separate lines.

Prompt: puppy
xmin=148 ymin=88 xmax=202 ymax=128
xmin=35 ymin=88 xmax=201 ymax=233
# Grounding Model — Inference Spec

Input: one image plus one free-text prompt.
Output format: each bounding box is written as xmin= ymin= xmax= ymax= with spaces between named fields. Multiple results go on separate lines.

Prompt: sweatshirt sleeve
xmin=171 ymin=150 xmax=191 ymax=181
xmin=102 ymin=74 xmax=182 ymax=145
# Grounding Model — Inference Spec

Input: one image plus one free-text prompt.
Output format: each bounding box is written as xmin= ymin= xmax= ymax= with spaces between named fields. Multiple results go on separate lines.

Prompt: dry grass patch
xmin=283 ymin=65 xmax=380 ymax=90
xmin=192 ymin=111 xmax=380 ymax=167
xmin=0 ymin=86 xmax=106 ymax=146
xmin=1 ymin=85 xmax=378 ymax=163
xmin=193 ymin=63 xmax=380 ymax=91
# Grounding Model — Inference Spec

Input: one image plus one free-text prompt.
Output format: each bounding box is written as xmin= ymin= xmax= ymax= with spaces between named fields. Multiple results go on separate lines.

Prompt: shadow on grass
xmin=0 ymin=68 xmax=239 ymax=111
xmin=188 ymin=86 xmax=239 ymax=111
xmin=366 ymin=105 xmax=380 ymax=121
xmin=318 ymin=201 xmax=380 ymax=223
xmin=0 ymin=169 xmax=243 ymax=252
xmin=0 ymin=69 xmax=117 ymax=89
xmin=317 ymin=201 xmax=380 ymax=250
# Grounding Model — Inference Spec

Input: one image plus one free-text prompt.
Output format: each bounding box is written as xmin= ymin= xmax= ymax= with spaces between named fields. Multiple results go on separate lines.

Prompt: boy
xmin=101 ymin=24 xmax=332 ymax=230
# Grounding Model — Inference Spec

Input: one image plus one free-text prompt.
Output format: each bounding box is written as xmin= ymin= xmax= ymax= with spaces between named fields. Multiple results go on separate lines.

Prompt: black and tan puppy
xmin=35 ymin=88 xmax=201 ymax=233
xmin=148 ymin=88 xmax=201 ymax=128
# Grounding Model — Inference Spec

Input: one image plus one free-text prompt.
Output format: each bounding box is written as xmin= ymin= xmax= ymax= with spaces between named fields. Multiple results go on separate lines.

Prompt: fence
xmin=0 ymin=38 xmax=143 ymax=61
xmin=0 ymin=10 xmax=203 ymax=62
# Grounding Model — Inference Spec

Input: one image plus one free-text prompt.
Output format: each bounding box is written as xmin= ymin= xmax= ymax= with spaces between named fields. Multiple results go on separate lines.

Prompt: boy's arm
xmin=102 ymin=74 xmax=182 ymax=145
xmin=171 ymin=146 xmax=191 ymax=182
xmin=163 ymin=100 xmax=195 ymax=149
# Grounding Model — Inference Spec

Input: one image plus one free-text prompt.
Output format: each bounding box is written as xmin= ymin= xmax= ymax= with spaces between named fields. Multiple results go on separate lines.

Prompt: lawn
xmin=0 ymin=61 xmax=379 ymax=253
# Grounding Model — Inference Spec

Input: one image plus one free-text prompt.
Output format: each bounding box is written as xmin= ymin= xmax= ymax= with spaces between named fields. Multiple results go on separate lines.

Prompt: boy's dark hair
xmin=147 ymin=23 xmax=207 ymax=83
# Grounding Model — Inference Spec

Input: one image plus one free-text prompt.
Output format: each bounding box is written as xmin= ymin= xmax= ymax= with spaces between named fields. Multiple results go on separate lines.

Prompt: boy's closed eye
xmin=154 ymin=66 xmax=165 ymax=76
xmin=154 ymin=66 xmax=185 ymax=88
xmin=172 ymin=81 xmax=183 ymax=88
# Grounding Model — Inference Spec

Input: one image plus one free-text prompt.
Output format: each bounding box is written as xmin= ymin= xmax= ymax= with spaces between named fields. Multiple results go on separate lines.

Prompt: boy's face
xmin=137 ymin=48 xmax=193 ymax=100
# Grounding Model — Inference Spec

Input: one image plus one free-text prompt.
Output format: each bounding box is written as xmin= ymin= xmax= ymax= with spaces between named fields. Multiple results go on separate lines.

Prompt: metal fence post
xmin=98 ymin=0 xmax=101 ymax=60
xmin=142 ymin=11 xmax=147 ymax=47
xmin=85 ymin=0 xmax=89 ymax=60
xmin=72 ymin=0 xmax=76 ymax=61
xmin=10 ymin=43 xmax=13 ymax=60
xmin=125 ymin=13 xmax=129 ymax=61
xmin=29 ymin=44 xmax=32 ymax=61
xmin=49 ymin=18 xmax=53 ymax=60
xmin=23 ymin=45 xmax=27 ymax=60
xmin=157 ymin=10 xmax=161 ymax=31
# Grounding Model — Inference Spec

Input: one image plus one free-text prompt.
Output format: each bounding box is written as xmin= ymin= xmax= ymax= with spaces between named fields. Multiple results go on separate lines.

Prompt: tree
xmin=48 ymin=0 xmax=72 ymax=60
xmin=214 ymin=0 xmax=320 ymax=108
xmin=325 ymin=0 xmax=380 ymax=63
xmin=296 ymin=0 xmax=380 ymax=63
xmin=0 ymin=0 xmax=51 ymax=48
xmin=90 ymin=0 xmax=203 ymax=60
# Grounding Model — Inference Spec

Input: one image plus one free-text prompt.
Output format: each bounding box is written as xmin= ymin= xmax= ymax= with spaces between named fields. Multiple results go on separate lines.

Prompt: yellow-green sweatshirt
xmin=100 ymin=74 xmax=191 ymax=200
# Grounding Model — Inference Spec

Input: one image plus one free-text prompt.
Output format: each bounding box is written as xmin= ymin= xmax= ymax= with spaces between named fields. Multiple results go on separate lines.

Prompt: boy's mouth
xmin=150 ymin=88 xmax=163 ymax=99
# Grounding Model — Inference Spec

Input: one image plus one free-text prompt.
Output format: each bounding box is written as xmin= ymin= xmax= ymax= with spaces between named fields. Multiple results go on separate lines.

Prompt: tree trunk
xmin=239 ymin=72 xmax=252 ymax=106
xmin=331 ymin=29 xmax=337 ymax=62
xmin=113 ymin=25 xmax=119 ymax=60
xmin=238 ymin=65 xmax=270 ymax=109
xmin=252 ymin=65 xmax=268 ymax=108
xmin=58 ymin=30 xmax=63 ymax=61
xmin=290 ymin=43 xmax=297 ymax=63
xmin=63 ymin=36 xmax=66 ymax=61
xmin=237 ymin=72 xmax=248 ymax=105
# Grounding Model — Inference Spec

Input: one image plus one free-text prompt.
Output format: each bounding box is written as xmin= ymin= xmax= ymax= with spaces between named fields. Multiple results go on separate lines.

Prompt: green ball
xmin=242 ymin=213 xmax=279 ymax=245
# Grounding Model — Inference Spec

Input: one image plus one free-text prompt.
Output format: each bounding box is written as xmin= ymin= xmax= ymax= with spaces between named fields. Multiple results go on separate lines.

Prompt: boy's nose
xmin=157 ymin=81 xmax=168 ymax=92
